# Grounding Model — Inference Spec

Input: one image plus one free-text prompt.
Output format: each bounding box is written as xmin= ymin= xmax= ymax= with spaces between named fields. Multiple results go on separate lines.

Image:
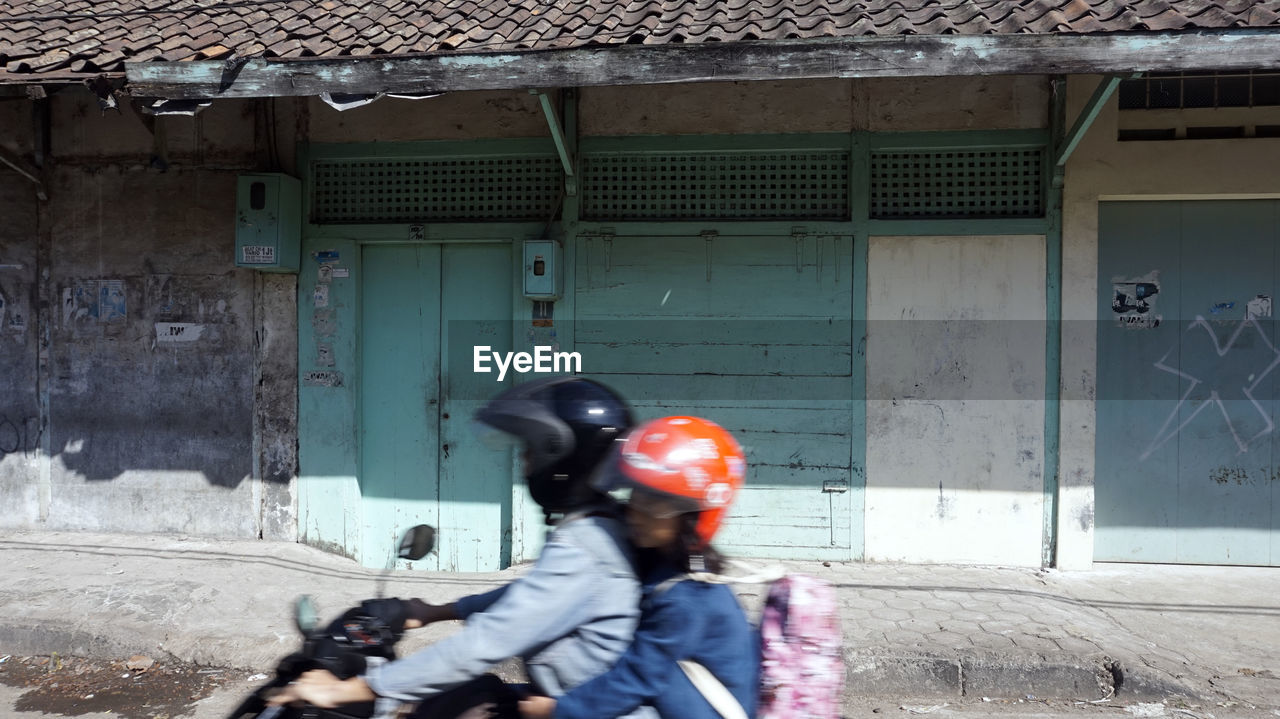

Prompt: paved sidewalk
xmin=2 ymin=531 xmax=1278 ymax=712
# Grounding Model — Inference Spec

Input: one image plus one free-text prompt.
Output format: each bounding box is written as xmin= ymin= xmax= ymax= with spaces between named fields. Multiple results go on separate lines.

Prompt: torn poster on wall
xmin=0 ymin=292 xmax=26 ymax=334
xmin=63 ymin=280 xmax=128 ymax=324
xmin=99 ymin=280 xmax=126 ymax=321
xmin=1248 ymin=295 xmax=1273 ymax=320
xmin=1112 ymin=272 xmax=1161 ymax=329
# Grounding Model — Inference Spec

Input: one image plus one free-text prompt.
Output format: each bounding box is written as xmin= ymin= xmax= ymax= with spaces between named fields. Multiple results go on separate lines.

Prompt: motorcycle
xmin=227 ymin=524 xmax=436 ymax=719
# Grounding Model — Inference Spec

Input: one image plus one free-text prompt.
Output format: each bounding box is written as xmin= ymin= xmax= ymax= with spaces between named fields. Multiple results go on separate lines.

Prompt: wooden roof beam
xmin=125 ymin=30 xmax=1280 ymax=100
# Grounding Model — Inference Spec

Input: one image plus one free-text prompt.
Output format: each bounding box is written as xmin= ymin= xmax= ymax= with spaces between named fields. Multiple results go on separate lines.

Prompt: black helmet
xmin=475 ymin=376 xmax=633 ymax=516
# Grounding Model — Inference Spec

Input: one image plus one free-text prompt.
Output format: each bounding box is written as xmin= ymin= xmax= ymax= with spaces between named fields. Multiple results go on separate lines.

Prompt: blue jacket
xmin=553 ymin=563 xmax=760 ymax=719
xmin=363 ymin=510 xmax=654 ymax=719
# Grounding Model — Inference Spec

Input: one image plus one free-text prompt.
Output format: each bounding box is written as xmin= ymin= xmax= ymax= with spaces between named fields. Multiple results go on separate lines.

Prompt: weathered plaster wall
xmin=307 ymin=90 xmax=547 ymax=142
xmin=580 ymin=76 xmax=1048 ymax=135
xmin=0 ymin=171 xmax=41 ymax=527
xmin=0 ymin=97 xmax=35 ymax=156
xmin=866 ymin=235 xmax=1047 ymax=566
xmin=581 ymin=79 xmax=855 ymax=135
xmin=859 ymin=75 xmax=1048 ymax=132
xmin=1058 ymin=75 xmax=1280 ymax=569
xmin=52 ymin=94 xmax=262 ymax=165
xmin=45 ymin=165 xmax=259 ymax=535
xmin=255 ymin=271 xmax=299 ymax=541
xmin=0 ymin=90 xmax=299 ymax=539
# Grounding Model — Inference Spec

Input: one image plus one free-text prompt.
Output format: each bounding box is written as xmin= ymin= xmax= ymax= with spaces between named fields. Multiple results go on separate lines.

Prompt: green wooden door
xmin=575 ymin=233 xmax=858 ymax=561
xmin=1096 ymin=200 xmax=1280 ymax=565
xmin=361 ymin=243 xmax=513 ymax=571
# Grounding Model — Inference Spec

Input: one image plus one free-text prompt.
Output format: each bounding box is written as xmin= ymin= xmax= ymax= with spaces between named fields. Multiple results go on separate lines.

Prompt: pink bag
xmin=758 ymin=574 xmax=844 ymax=719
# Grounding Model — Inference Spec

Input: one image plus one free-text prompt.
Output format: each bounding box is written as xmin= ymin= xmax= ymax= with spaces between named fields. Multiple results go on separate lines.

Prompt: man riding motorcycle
xmin=271 ymin=376 xmax=654 ymax=719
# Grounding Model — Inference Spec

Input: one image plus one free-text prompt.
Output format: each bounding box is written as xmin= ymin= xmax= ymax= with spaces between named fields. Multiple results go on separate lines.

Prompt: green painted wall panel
xmin=580 ymin=343 xmax=851 ymax=377
xmin=578 ymin=235 xmax=850 ymax=318
xmin=361 ymin=245 xmax=443 ymax=569
xmin=298 ymin=239 xmax=363 ymax=560
xmin=439 ymin=243 xmax=515 ymax=571
xmin=576 ymin=233 xmax=857 ymax=560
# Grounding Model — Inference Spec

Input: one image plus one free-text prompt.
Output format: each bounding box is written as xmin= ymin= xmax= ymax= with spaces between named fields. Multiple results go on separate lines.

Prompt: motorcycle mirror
xmin=294 ymin=595 xmax=319 ymax=635
xmin=398 ymin=524 xmax=436 ymax=561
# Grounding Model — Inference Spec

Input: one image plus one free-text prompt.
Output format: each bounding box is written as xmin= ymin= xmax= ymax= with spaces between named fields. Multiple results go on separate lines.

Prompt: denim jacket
xmin=363 ymin=508 xmax=654 ymax=717
xmin=553 ymin=564 xmax=759 ymax=719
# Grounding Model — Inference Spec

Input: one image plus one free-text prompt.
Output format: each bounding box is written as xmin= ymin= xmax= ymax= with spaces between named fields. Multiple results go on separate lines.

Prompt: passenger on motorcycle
xmin=518 ymin=416 xmax=759 ymax=719
xmin=270 ymin=376 xmax=649 ymax=719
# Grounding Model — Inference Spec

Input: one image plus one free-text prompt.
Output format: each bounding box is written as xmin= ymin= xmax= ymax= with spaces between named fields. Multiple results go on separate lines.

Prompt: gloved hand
xmin=357 ymin=597 xmax=411 ymax=636
xmin=403 ymin=598 xmax=460 ymax=628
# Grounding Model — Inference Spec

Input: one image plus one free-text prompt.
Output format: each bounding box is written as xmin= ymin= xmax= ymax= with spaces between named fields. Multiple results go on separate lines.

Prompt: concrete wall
xmin=0 ymin=169 xmax=41 ymax=523
xmin=866 ymin=235 xmax=1047 ymax=566
xmin=580 ymin=76 xmax=1048 ymax=135
xmin=1058 ymin=75 xmax=1280 ymax=569
xmin=301 ymin=75 xmax=1050 ymax=144
xmin=0 ymin=90 xmax=299 ymax=539
xmin=307 ymin=90 xmax=547 ymax=142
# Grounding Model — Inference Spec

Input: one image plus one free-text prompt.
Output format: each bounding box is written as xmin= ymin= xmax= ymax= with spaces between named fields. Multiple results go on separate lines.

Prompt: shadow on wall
xmin=27 ymin=272 xmax=273 ymax=488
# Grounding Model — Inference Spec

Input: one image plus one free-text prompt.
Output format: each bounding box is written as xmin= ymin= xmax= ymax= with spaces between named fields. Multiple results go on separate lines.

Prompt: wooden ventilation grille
xmin=870 ymin=149 xmax=1045 ymax=219
xmin=580 ymin=151 xmax=850 ymax=221
xmin=311 ymin=156 xmax=561 ymax=224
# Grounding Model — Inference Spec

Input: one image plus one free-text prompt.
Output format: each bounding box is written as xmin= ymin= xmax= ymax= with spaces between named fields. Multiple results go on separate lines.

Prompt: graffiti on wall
xmin=0 ymin=414 xmax=40 ymax=457
xmin=1141 ymin=315 xmax=1280 ymax=461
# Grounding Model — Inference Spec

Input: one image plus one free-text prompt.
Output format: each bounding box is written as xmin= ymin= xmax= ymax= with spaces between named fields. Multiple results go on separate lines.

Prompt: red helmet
xmin=593 ymin=416 xmax=746 ymax=547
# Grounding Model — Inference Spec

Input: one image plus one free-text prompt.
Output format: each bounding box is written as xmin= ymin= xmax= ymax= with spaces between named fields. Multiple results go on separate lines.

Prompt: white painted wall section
xmin=866 ymin=235 xmax=1047 ymax=566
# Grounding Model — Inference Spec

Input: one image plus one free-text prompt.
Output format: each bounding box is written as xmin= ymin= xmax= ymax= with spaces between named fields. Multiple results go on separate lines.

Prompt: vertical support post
xmin=849 ymin=129 xmax=871 ymax=561
xmin=1043 ymin=76 xmax=1068 ymax=567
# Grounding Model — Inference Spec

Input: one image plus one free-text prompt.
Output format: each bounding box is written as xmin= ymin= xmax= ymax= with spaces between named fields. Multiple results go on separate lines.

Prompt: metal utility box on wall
xmin=523 ymin=240 xmax=562 ymax=299
xmin=235 ymin=173 xmax=301 ymax=272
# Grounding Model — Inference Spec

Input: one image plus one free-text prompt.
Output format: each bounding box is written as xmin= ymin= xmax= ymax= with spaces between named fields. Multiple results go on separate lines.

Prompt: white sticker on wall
xmin=156 ymin=322 xmax=205 ymax=343
xmin=314 ymin=284 xmax=329 ymax=308
xmin=242 ymin=245 xmax=277 ymax=265
xmin=1247 ymin=294 xmax=1272 ymax=320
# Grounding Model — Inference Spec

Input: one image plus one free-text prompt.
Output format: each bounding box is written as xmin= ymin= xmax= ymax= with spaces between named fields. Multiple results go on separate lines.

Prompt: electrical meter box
xmin=523 ymin=240 xmax=562 ymax=299
xmin=235 ymin=173 xmax=301 ymax=272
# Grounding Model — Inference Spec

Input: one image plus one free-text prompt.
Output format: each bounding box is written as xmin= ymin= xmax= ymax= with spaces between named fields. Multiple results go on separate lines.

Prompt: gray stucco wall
xmin=0 ymin=91 xmax=298 ymax=539
xmin=0 ymin=172 xmax=41 ymax=523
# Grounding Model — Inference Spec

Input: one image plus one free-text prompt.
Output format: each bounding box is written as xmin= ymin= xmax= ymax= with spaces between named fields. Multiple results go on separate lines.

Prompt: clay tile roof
xmin=0 ymin=0 xmax=1278 ymax=82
